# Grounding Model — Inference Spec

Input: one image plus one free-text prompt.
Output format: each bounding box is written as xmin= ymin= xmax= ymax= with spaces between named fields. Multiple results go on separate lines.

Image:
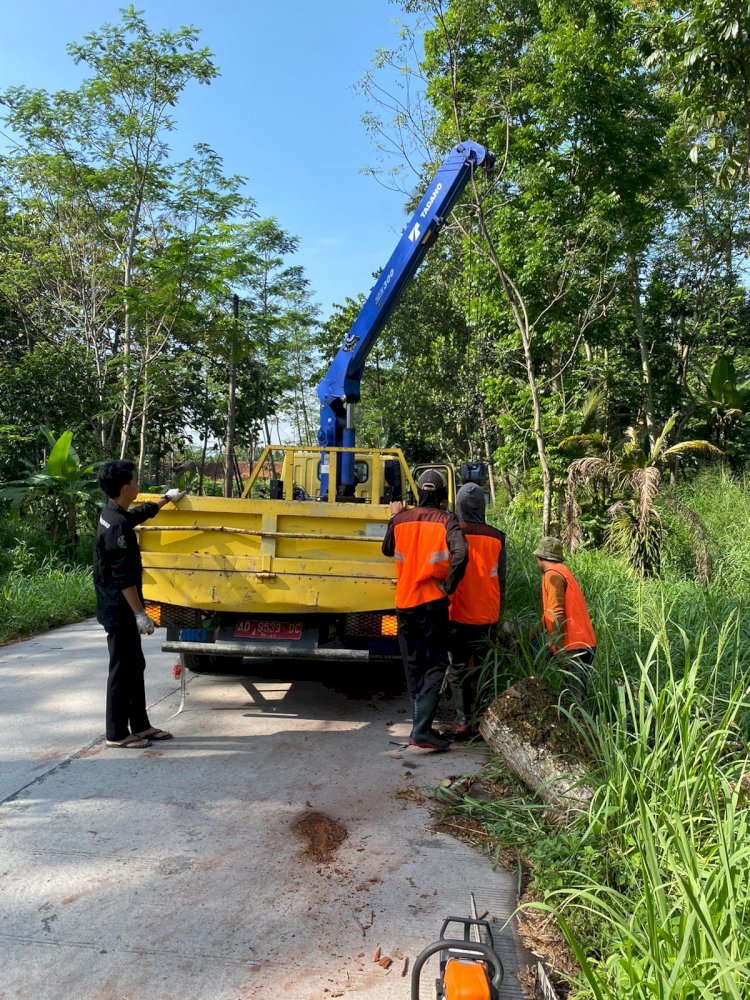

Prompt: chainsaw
xmin=411 ymin=895 xmax=504 ymax=1000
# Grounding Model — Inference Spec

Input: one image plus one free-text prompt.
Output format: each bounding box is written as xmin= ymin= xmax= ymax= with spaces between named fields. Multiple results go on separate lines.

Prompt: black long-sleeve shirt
xmin=93 ymin=499 xmax=159 ymax=629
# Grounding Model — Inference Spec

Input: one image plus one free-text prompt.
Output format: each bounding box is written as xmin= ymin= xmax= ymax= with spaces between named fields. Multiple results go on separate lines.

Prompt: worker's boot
xmin=409 ymin=692 xmax=450 ymax=751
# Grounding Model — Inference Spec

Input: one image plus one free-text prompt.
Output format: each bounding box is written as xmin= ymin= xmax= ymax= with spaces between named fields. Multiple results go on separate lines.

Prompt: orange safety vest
xmin=542 ymin=563 xmax=596 ymax=651
xmin=392 ymin=507 xmax=455 ymax=609
xmin=449 ymin=523 xmax=504 ymax=625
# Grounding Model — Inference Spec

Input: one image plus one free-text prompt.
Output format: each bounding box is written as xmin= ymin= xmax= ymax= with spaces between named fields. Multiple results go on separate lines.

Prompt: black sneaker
xmin=408 ymin=731 xmax=450 ymax=751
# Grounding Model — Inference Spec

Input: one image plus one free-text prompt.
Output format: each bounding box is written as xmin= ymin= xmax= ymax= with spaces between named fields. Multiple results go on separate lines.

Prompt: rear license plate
xmin=233 ymin=620 xmax=303 ymax=640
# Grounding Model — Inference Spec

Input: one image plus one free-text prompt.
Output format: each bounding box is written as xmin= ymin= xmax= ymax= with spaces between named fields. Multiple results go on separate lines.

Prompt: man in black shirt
xmin=94 ymin=460 xmax=184 ymax=749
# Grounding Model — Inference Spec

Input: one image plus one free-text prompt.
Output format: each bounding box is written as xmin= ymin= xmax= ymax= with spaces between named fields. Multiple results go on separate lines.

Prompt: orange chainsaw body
xmin=443 ymin=957 xmax=491 ymax=1000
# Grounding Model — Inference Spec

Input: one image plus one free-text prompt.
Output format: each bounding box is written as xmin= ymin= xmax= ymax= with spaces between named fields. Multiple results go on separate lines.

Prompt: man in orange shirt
xmin=534 ymin=536 xmax=596 ymax=700
xmin=445 ymin=483 xmax=506 ymax=734
xmin=382 ymin=469 xmax=468 ymax=751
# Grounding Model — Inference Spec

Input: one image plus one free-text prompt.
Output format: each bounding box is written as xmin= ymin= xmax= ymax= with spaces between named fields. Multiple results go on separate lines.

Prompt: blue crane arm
xmin=316 ymin=141 xmax=494 ymax=485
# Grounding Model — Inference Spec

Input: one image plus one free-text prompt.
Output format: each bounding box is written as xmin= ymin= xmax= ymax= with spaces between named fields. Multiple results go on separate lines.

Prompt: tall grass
xmin=465 ymin=470 xmax=750 ymax=996
xmin=482 ymin=469 xmax=750 ymax=706
xmin=0 ymin=562 xmax=95 ymax=644
xmin=0 ymin=514 xmax=96 ymax=643
xmin=546 ymin=621 xmax=750 ymax=997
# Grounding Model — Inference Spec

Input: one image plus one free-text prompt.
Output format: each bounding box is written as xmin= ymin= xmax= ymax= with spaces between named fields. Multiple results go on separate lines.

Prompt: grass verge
xmin=0 ymin=563 xmax=95 ymax=644
xmin=440 ymin=471 xmax=750 ymax=996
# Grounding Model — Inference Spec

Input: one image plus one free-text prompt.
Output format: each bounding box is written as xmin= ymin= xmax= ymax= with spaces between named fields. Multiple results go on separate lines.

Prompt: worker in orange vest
xmin=533 ymin=536 xmax=596 ymax=699
xmin=382 ymin=469 xmax=468 ymax=751
xmin=445 ymin=483 xmax=506 ymax=734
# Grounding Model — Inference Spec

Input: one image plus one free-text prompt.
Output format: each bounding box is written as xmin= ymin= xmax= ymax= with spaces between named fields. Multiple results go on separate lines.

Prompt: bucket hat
xmin=534 ymin=536 xmax=564 ymax=562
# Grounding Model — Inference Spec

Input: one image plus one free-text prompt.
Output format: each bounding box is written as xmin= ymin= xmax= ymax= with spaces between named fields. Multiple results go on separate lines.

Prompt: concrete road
xmin=0 ymin=621 xmax=531 ymax=999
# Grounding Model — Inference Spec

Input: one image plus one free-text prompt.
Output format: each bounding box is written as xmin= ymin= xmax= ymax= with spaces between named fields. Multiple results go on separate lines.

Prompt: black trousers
xmin=397 ymin=599 xmax=450 ymax=739
xmin=561 ymin=647 xmax=596 ymax=703
xmin=446 ymin=622 xmax=494 ymax=724
xmin=105 ymin=616 xmax=151 ymax=741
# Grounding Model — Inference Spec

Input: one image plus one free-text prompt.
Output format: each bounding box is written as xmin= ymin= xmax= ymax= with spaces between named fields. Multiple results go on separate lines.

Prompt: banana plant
xmin=0 ymin=430 xmax=101 ymax=544
xmin=700 ymin=356 xmax=750 ymax=448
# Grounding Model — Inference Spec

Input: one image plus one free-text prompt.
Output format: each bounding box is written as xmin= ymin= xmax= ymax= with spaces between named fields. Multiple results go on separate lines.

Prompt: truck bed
xmin=137 ymin=495 xmax=396 ymax=616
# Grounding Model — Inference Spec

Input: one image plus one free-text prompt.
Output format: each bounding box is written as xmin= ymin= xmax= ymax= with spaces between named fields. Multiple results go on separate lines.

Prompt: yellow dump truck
xmin=139 ymin=446 xmax=455 ymax=669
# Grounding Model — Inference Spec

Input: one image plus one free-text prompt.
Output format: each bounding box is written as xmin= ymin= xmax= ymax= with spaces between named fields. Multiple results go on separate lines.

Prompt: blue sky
xmin=0 ymin=1 xmax=424 ymax=319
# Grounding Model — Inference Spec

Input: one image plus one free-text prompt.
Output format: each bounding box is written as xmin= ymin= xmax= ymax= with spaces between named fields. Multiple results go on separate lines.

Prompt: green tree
xmin=365 ymin=0 xmax=674 ymax=530
xmin=0 ymin=7 xmax=219 ymax=455
xmin=651 ymin=0 xmax=750 ymax=212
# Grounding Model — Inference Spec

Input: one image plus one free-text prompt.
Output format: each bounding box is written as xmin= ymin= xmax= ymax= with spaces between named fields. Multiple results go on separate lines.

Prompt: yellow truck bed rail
xmin=137 ymin=447 xmax=415 ymax=616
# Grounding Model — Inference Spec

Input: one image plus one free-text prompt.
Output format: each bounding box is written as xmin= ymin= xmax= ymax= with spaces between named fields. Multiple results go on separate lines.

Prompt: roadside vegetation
xmin=0 ymin=519 xmax=95 ymax=645
xmin=438 ymin=469 xmax=750 ymax=996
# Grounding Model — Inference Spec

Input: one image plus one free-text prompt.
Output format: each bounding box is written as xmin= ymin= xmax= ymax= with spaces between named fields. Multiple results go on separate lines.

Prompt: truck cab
xmin=262 ymin=449 xmax=457 ymax=509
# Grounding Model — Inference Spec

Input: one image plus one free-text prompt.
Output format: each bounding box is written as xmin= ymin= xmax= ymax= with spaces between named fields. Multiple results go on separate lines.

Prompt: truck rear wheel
xmin=180 ymin=652 xmax=245 ymax=673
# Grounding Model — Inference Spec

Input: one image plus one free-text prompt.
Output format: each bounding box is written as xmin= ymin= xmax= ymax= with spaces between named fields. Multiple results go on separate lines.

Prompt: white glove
xmin=135 ymin=611 xmax=155 ymax=635
xmin=163 ymin=489 xmax=185 ymax=503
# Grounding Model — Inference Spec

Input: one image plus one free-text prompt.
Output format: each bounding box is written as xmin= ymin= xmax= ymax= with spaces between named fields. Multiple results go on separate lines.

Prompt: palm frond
xmin=660 ymin=496 xmax=713 ymax=585
xmin=661 ymin=440 xmax=723 ymax=459
xmin=651 ymin=413 xmax=678 ymax=462
xmin=567 ymin=457 xmax=618 ymax=486
xmin=580 ymin=390 xmax=603 ymax=434
xmin=632 ymin=466 xmax=661 ymax=531
xmin=558 ymin=433 xmax=608 ymax=456
xmin=607 ymin=501 xmax=662 ymax=577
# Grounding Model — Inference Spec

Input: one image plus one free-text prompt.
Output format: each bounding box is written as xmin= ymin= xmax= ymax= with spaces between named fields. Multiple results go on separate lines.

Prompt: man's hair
xmin=98 ymin=460 xmax=137 ymax=499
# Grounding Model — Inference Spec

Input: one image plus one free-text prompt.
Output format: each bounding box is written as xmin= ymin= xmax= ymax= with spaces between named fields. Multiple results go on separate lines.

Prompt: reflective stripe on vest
xmin=392 ymin=516 xmax=452 ymax=609
xmin=449 ymin=531 xmax=503 ymax=626
xmin=542 ymin=564 xmax=596 ymax=650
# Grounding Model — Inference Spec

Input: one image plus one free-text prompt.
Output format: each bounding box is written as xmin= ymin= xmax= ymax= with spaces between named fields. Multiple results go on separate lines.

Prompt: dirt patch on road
xmin=293 ymin=811 xmax=347 ymax=864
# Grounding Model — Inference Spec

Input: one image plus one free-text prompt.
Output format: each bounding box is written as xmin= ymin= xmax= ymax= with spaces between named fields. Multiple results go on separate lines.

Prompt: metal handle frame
xmin=410 ymin=938 xmax=504 ymax=999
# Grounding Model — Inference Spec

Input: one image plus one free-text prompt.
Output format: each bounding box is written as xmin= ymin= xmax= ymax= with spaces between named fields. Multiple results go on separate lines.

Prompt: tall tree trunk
xmin=224 ymin=295 xmax=239 ymax=498
xmin=224 ymin=360 xmax=236 ymax=497
xmin=628 ymin=254 xmax=656 ymax=450
xmin=137 ymin=367 xmax=149 ymax=476
xmin=296 ymin=346 xmax=312 ymax=445
xmin=66 ymin=499 xmax=77 ymax=545
xmin=263 ymin=415 xmax=273 ymax=448
xmin=119 ymin=176 xmax=148 ymax=456
xmin=473 ymin=214 xmax=553 ymax=531
xmin=199 ymin=429 xmax=209 ymax=497
xmin=478 ymin=396 xmax=496 ymax=504
xmin=119 ymin=379 xmax=140 ymax=460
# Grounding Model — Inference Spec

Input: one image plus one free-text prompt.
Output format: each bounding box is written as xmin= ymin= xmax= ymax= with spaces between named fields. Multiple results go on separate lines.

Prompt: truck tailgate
xmin=137 ymin=496 xmax=396 ymax=615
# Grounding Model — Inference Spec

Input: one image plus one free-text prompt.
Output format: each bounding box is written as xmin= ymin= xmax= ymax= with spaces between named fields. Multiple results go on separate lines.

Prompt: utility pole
xmin=224 ymin=294 xmax=239 ymax=498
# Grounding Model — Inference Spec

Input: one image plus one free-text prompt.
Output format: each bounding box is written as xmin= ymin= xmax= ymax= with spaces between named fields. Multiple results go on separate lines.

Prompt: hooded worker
xmin=533 ymin=536 xmax=596 ymax=700
xmin=444 ymin=483 xmax=506 ymax=733
xmin=381 ymin=469 xmax=468 ymax=750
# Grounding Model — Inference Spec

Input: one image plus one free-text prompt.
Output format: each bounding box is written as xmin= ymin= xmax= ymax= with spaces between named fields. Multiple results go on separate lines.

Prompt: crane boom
xmin=316 ymin=140 xmax=494 ymax=494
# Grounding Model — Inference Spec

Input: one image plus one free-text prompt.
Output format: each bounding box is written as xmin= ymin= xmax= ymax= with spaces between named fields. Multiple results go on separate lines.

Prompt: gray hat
xmin=417 ymin=468 xmax=446 ymax=491
xmin=534 ymin=536 xmax=565 ymax=562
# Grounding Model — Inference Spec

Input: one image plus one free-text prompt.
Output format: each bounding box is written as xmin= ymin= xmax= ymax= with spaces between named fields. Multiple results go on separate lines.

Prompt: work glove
xmin=135 ymin=611 xmax=155 ymax=636
xmin=162 ymin=488 xmax=186 ymax=503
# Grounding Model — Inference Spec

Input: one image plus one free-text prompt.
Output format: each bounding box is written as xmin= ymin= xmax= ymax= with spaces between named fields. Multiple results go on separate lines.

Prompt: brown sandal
xmin=105 ymin=734 xmax=152 ymax=749
xmin=135 ymin=727 xmax=173 ymax=741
